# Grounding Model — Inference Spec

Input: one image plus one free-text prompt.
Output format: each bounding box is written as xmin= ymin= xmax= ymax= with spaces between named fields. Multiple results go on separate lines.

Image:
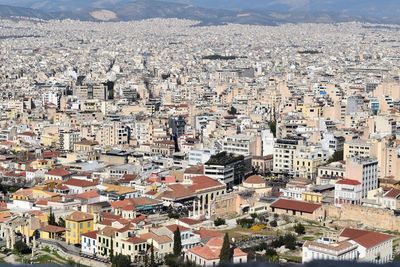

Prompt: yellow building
xmin=65 ymin=211 xmax=94 ymax=245
xmin=30 ymin=159 xmax=55 ymax=170
xmin=39 ymin=225 xmax=66 ymax=241
xmin=302 ymin=192 xmax=322 ymax=203
xmin=11 ymin=188 xmax=60 ymax=201
xmin=17 ymin=211 xmax=49 ymax=242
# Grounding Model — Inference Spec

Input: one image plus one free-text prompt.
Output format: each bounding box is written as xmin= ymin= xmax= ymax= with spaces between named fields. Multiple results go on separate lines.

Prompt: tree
xmin=164 ymin=253 xmax=178 ymax=267
xmin=265 ymin=248 xmax=279 ymax=263
xmin=294 ymin=223 xmax=305 ymax=235
xmin=48 ymin=208 xmax=57 ymax=226
xmin=269 ymin=121 xmax=277 ymax=137
xmin=269 ymin=220 xmax=277 ymax=227
xmin=214 ymin=217 xmax=226 ymax=227
xmin=14 ymin=240 xmax=31 ymax=254
xmin=111 ymin=254 xmax=131 ymax=267
xmin=219 ymin=233 xmax=233 ymax=264
xmin=58 ymin=217 xmax=65 ymax=227
xmin=327 ymin=150 xmax=344 ymax=164
xmin=227 ymin=106 xmax=237 ymax=115
xmin=283 ymin=234 xmax=297 ymax=250
xmin=173 ymin=228 xmax=182 ymax=257
xmin=150 ymin=242 xmax=156 ymax=267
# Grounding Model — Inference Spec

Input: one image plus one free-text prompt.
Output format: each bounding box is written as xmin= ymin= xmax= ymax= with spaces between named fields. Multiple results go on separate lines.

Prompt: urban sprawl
xmin=0 ymin=18 xmax=399 ymax=266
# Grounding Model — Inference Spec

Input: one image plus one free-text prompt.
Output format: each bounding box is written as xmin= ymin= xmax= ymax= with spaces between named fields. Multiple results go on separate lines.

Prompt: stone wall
xmin=325 ymin=204 xmax=400 ymax=232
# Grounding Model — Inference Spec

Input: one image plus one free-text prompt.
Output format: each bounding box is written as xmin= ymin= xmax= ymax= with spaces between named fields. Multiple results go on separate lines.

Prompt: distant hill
xmin=0 ymin=0 xmax=399 ymax=25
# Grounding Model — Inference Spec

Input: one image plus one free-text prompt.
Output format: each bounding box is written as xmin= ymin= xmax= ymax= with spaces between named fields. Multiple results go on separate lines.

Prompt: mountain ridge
xmin=0 ymin=0 xmax=399 ymax=25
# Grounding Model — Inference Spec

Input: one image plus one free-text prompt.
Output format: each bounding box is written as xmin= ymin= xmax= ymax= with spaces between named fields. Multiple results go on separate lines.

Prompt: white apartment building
xmin=188 ymin=149 xmax=217 ymax=166
xmin=222 ymin=135 xmax=256 ymax=156
xmin=303 ymin=228 xmax=393 ymax=264
xmin=303 ymin=239 xmax=358 ymax=263
xmin=59 ymin=130 xmax=81 ymax=151
xmin=273 ymin=137 xmax=304 ymax=174
xmin=261 ymin=128 xmax=275 ymax=156
xmin=334 ymin=179 xmax=362 ymax=207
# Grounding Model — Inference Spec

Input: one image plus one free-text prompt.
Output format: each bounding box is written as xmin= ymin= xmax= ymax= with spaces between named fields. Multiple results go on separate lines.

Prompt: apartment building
xmin=345 ymin=156 xmax=378 ymax=198
xmin=273 ymin=137 xmax=304 ymax=175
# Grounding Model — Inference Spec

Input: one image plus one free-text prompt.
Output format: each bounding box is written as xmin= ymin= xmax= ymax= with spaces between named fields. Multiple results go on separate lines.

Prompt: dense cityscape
xmin=0 ymin=15 xmax=399 ymax=267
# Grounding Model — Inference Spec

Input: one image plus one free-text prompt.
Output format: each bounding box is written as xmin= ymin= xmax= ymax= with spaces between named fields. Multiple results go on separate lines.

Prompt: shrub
xmin=214 ymin=218 xmax=226 ymax=227
xmin=14 ymin=240 xmax=31 ymax=254
xmin=294 ymin=223 xmax=305 ymax=235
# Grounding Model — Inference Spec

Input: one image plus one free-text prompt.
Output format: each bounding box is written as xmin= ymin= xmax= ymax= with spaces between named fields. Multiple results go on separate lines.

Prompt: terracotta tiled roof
xmin=178 ymin=217 xmax=202 ymax=226
xmin=35 ymin=199 xmax=48 ymax=206
xmin=127 ymin=236 xmax=147 ymax=244
xmin=40 ymin=225 xmax=66 ymax=233
xmin=139 ymin=232 xmax=172 ymax=244
xmin=194 ymin=229 xmax=224 ymax=239
xmin=189 ymin=176 xmax=225 ymax=192
xmin=384 ymin=188 xmax=400 ymax=199
xmin=46 ymin=168 xmax=71 ymax=177
xmin=158 ymin=184 xmax=194 ymax=200
xmin=82 ymin=230 xmax=98 ymax=239
xmin=165 ymin=224 xmax=190 ymax=233
xmin=336 ymin=179 xmax=361 ymax=186
xmin=244 ymin=175 xmax=266 ymax=184
xmin=340 ymin=228 xmax=393 ymax=249
xmin=64 ymin=178 xmax=98 ymax=187
xmin=188 ymin=245 xmax=219 ymax=260
xmin=74 ymin=190 xmax=99 ymax=199
xmin=98 ymin=226 xmax=118 ymax=237
xmin=66 ymin=211 xmax=93 ymax=222
xmin=270 ymin=198 xmax=322 ymax=213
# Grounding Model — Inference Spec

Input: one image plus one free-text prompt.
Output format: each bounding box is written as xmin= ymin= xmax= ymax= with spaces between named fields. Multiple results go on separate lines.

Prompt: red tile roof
xmin=165 ymin=224 xmax=190 ymax=233
xmin=40 ymin=225 xmax=66 ymax=233
xmin=158 ymin=184 xmax=194 ymax=200
xmin=194 ymin=229 xmax=224 ymax=240
xmin=244 ymin=175 xmax=266 ymax=185
xmin=270 ymin=198 xmax=322 ymax=213
xmin=340 ymin=228 xmax=393 ymax=249
xmin=189 ymin=176 xmax=225 ymax=192
xmin=179 ymin=217 xmax=202 ymax=226
xmin=82 ymin=230 xmax=98 ymax=239
xmin=384 ymin=188 xmax=400 ymax=199
xmin=64 ymin=178 xmax=98 ymax=187
xmin=46 ymin=168 xmax=71 ymax=177
xmin=74 ymin=190 xmax=99 ymax=199
xmin=127 ymin=236 xmax=147 ymax=244
xmin=336 ymin=179 xmax=361 ymax=186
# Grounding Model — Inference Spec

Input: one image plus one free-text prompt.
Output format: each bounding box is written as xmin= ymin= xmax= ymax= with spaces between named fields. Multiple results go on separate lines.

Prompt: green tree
xmin=269 ymin=220 xmax=277 ymax=227
xmin=294 ymin=223 xmax=305 ymax=235
xmin=265 ymin=248 xmax=279 ymax=263
xmin=269 ymin=121 xmax=277 ymax=137
xmin=150 ymin=242 xmax=156 ymax=267
xmin=48 ymin=208 xmax=57 ymax=226
xmin=111 ymin=254 xmax=131 ymax=267
xmin=173 ymin=228 xmax=182 ymax=257
xmin=214 ymin=217 xmax=226 ymax=227
xmin=283 ymin=234 xmax=297 ymax=250
xmin=326 ymin=150 xmax=344 ymax=164
xmin=227 ymin=106 xmax=237 ymax=115
xmin=219 ymin=233 xmax=233 ymax=264
xmin=14 ymin=240 xmax=31 ymax=254
xmin=58 ymin=217 xmax=65 ymax=227
xmin=164 ymin=253 xmax=178 ymax=267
